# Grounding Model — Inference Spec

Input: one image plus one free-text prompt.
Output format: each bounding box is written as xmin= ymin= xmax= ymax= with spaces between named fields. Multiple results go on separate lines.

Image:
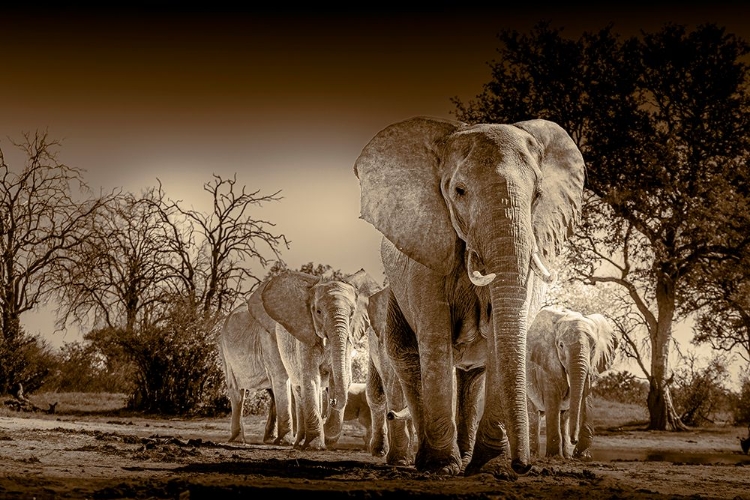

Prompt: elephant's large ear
xmin=354 ymin=116 xmax=464 ymax=274
xmin=245 ymin=281 xmax=278 ymax=335
xmin=528 ymin=307 xmax=566 ymax=367
xmin=366 ymin=285 xmax=390 ymax=340
xmin=262 ymin=271 xmax=319 ymax=346
xmin=344 ymin=269 xmax=382 ymax=341
xmin=513 ymin=119 xmax=586 ymax=263
xmin=587 ymin=313 xmax=618 ymax=374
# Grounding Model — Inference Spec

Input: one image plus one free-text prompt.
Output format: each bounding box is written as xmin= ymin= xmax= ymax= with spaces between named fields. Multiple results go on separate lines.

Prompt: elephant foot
xmin=471 ymin=456 xmax=519 ymax=482
xmin=304 ymin=435 xmax=326 ymax=451
xmin=274 ymin=434 xmax=294 ymax=446
xmin=573 ymin=448 xmax=592 ymax=461
xmin=228 ymin=432 xmax=245 ymax=444
xmin=386 ymin=450 xmax=411 ymax=466
xmin=263 ymin=434 xmax=278 ymax=445
xmin=464 ymin=440 xmax=527 ymax=478
xmin=414 ymin=445 xmax=461 ymax=475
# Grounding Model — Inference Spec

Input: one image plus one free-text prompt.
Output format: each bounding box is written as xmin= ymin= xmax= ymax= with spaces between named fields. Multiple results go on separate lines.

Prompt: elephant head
xmin=261 ymin=268 xmax=381 ymax=447
xmin=354 ymin=116 xmax=585 ymax=473
xmin=530 ymin=307 xmax=618 ymax=447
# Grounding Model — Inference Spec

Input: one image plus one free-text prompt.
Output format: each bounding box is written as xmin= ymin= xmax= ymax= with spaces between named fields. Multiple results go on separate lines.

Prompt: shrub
xmin=731 ymin=375 xmax=750 ymax=425
xmin=592 ymin=370 xmax=649 ymax=405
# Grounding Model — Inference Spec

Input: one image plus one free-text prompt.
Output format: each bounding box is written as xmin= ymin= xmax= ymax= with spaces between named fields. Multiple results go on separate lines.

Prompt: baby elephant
xmin=342 ymin=382 xmax=373 ymax=447
xmin=527 ymin=306 xmax=618 ymax=459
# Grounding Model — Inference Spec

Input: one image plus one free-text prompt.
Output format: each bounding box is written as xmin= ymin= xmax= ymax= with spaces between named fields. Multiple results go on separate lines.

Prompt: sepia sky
xmin=3 ymin=3 xmax=750 ymax=377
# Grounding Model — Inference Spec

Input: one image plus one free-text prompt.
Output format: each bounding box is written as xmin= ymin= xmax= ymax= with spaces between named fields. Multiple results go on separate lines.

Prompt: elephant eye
xmin=316 ymin=309 xmax=322 ymax=315
xmin=454 ymin=185 xmax=466 ymax=197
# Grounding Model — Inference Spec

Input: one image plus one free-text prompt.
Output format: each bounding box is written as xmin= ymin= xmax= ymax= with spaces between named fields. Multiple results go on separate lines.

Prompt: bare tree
xmin=153 ymin=173 xmax=290 ymax=316
xmin=55 ymin=189 xmax=174 ymax=333
xmin=0 ymin=131 xmax=115 ymax=393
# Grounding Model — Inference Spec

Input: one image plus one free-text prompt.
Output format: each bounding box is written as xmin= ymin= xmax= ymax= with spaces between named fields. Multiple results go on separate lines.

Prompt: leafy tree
xmin=0 ymin=131 xmax=115 ymax=394
xmin=453 ymin=22 xmax=750 ymax=430
xmin=730 ymin=375 xmax=750 ymax=425
xmin=686 ymin=245 xmax=750 ymax=364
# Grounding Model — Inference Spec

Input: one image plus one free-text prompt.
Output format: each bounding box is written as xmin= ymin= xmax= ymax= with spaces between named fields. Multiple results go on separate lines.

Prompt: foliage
xmin=729 ymin=375 xmax=750 ymax=425
xmin=593 ymin=370 xmax=650 ymax=406
xmin=452 ymin=21 xmax=750 ymax=430
xmin=0 ymin=327 xmax=57 ymax=396
xmin=85 ymin=299 xmax=225 ymax=415
xmin=42 ymin=341 xmax=133 ymax=394
xmin=671 ymin=354 xmax=733 ymax=426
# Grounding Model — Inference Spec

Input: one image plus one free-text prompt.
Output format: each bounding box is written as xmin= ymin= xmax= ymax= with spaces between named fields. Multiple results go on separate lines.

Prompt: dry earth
xmin=0 ymin=407 xmax=749 ymax=499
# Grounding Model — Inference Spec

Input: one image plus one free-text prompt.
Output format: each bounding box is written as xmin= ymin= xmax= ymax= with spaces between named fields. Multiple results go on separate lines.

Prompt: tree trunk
xmin=647 ymin=273 xmax=688 ymax=431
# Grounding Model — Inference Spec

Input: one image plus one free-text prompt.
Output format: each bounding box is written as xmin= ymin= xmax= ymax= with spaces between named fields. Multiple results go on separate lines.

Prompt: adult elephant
xmin=365 ymin=284 xmax=415 ymax=465
xmin=354 ymin=116 xmax=585 ymax=477
xmin=261 ymin=269 xmax=382 ymax=450
xmin=527 ymin=306 xmax=618 ymax=459
xmin=219 ymin=280 xmax=294 ymax=445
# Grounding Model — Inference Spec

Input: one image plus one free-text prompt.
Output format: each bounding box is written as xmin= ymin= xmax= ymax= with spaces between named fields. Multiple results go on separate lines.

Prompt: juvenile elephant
xmin=218 ymin=281 xmax=294 ymax=445
xmin=526 ymin=306 xmax=618 ymax=459
xmin=341 ymin=382 xmax=373 ymax=447
xmin=354 ymin=116 xmax=585 ymax=476
xmin=261 ymin=269 xmax=382 ymax=450
xmin=365 ymin=284 xmax=415 ymax=465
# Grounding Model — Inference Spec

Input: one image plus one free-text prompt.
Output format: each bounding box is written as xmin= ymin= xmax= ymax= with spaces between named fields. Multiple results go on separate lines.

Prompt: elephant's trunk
xmin=472 ymin=226 xmax=533 ymax=475
xmin=324 ymin=314 xmax=352 ymax=447
xmin=568 ymin=334 xmax=590 ymax=445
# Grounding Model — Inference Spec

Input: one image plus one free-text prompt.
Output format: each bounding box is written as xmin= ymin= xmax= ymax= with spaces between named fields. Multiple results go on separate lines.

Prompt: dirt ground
xmin=0 ymin=409 xmax=749 ymax=500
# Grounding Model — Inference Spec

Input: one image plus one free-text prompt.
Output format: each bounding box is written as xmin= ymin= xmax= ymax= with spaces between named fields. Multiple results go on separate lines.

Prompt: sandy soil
xmin=0 ymin=409 xmax=748 ymax=499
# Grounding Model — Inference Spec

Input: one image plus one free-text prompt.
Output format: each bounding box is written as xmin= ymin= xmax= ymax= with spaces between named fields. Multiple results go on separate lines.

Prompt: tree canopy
xmin=453 ymin=21 xmax=750 ymax=429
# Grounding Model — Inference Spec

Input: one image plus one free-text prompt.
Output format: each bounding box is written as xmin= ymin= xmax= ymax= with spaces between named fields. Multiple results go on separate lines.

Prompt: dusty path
xmin=0 ymin=412 xmax=748 ymax=499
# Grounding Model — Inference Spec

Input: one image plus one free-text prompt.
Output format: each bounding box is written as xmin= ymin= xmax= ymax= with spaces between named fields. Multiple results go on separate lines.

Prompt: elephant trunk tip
xmin=511 ymin=459 xmax=532 ymax=476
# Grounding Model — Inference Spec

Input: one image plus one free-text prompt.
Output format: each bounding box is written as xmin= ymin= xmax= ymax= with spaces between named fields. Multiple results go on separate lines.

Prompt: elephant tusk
xmin=466 ymin=248 xmax=496 ymax=286
xmin=531 ymin=249 xmax=556 ymax=284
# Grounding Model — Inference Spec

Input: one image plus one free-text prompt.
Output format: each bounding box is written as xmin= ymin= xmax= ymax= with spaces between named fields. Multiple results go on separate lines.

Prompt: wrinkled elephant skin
xmin=354 ymin=116 xmax=585 ymax=476
xmin=527 ymin=306 xmax=618 ymax=458
xmin=219 ymin=281 xmax=294 ymax=445
xmin=365 ymin=285 xmax=416 ymax=465
xmin=261 ymin=269 xmax=381 ymax=450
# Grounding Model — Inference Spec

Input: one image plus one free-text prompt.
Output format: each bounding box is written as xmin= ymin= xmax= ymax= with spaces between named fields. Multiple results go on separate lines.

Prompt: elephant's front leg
xmin=415 ymin=312 xmax=461 ymax=474
xmin=572 ymin=378 xmax=594 ymax=460
xmin=292 ymin=385 xmax=305 ymax=448
xmin=299 ymin=376 xmax=325 ymax=450
xmin=560 ymin=409 xmax=572 ymax=458
xmin=545 ymin=403 xmax=564 ymax=458
xmin=386 ymin=297 xmax=460 ymax=473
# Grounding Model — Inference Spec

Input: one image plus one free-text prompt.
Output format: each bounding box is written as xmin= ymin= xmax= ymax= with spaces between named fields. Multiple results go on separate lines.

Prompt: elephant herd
xmin=218 ymin=116 xmax=620 ymax=479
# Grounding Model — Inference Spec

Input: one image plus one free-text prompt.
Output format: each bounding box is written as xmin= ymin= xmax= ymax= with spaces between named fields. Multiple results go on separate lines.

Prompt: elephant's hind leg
xmin=456 ymin=367 xmax=485 ymax=472
xmin=366 ymin=359 xmax=388 ymax=457
xmin=263 ymin=389 xmax=278 ymax=444
xmin=228 ymin=387 xmax=246 ymax=443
